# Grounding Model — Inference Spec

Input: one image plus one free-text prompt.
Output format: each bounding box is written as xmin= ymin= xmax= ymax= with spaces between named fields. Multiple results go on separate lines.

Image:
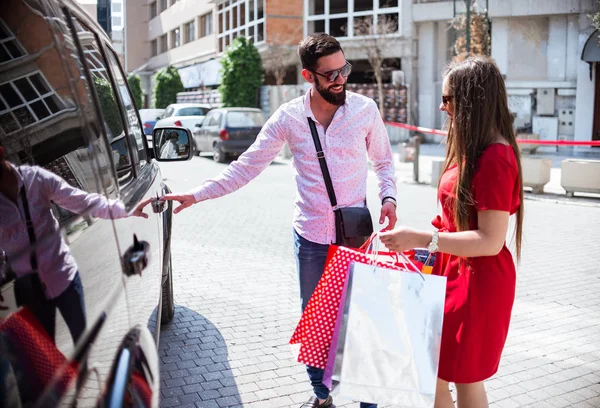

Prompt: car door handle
xmin=151 ymin=194 xmax=166 ymax=214
xmin=122 ymin=234 xmax=149 ymax=276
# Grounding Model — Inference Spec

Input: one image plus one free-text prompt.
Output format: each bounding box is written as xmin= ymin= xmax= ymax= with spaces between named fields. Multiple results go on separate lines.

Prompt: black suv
xmin=0 ymin=0 xmax=192 ymax=406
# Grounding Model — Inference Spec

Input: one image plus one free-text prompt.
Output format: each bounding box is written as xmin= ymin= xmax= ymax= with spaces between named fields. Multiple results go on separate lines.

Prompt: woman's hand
xmin=161 ymin=193 xmax=196 ymax=214
xmin=379 ymin=227 xmax=431 ymax=253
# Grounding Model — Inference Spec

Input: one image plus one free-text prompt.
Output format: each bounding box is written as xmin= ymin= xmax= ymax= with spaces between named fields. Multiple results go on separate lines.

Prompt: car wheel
xmin=213 ymin=145 xmax=226 ymax=163
xmin=161 ymin=255 xmax=174 ymax=325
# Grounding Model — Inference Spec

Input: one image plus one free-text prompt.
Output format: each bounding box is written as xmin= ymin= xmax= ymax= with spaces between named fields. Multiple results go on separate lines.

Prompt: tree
xmin=154 ymin=66 xmax=184 ymax=109
xmin=128 ymin=74 xmax=143 ymax=109
xmin=353 ymin=14 xmax=399 ymax=117
xmin=451 ymin=0 xmax=491 ymax=61
xmin=219 ymin=37 xmax=263 ymax=107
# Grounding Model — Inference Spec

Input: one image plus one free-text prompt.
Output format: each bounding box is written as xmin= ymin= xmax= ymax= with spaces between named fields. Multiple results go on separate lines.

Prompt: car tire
xmin=161 ymin=255 xmax=175 ymax=325
xmin=213 ymin=145 xmax=226 ymax=163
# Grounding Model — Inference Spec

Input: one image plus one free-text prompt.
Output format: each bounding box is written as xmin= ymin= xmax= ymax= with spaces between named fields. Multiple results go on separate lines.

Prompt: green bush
xmin=128 ymin=74 xmax=143 ymax=109
xmin=219 ymin=37 xmax=263 ymax=107
xmin=154 ymin=66 xmax=184 ymax=108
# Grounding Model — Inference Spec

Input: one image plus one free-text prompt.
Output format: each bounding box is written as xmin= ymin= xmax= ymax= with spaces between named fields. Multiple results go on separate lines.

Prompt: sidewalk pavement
xmin=157 ymin=156 xmax=600 ymax=408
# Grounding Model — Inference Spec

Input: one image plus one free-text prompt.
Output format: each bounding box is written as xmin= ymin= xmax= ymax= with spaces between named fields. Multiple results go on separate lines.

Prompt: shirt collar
xmin=303 ymin=87 xmax=349 ymax=122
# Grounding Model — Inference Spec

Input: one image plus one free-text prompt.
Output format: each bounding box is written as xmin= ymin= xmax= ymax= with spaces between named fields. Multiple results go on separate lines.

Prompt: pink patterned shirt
xmin=189 ymin=89 xmax=397 ymax=245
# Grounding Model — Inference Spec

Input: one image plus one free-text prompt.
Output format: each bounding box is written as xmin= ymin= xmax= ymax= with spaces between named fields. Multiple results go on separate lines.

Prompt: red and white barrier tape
xmin=384 ymin=121 xmax=600 ymax=147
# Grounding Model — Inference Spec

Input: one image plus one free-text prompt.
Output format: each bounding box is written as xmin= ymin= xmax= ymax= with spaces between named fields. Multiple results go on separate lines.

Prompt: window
xmin=306 ymin=0 xmax=399 ymax=39
xmin=151 ymin=39 xmax=158 ymax=56
xmin=160 ymin=0 xmax=167 ymax=12
xmin=226 ymin=111 xmax=265 ymax=128
xmin=171 ymin=28 xmax=180 ymax=48
xmin=112 ymin=16 xmax=122 ymax=27
xmin=308 ymin=20 xmax=325 ymax=34
xmin=112 ymin=2 xmax=122 ymax=12
xmin=84 ymin=44 xmax=109 ymax=80
xmin=202 ymin=12 xmax=213 ymax=37
xmin=0 ymin=72 xmax=65 ymax=134
xmin=309 ymin=0 xmax=325 ymax=15
xmin=0 ymin=19 xmax=27 ymax=64
xmin=330 ymin=0 xmax=348 ymax=14
xmin=150 ymin=2 xmax=157 ymax=18
xmin=160 ymin=34 xmax=168 ymax=52
xmin=248 ymin=0 xmax=255 ymax=21
xmin=217 ymin=0 xmax=264 ymax=51
xmin=354 ymin=0 xmax=374 ymax=11
xmin=330 ymin=18 xmax=347 ymax=36
xmin=185 ymin=20 xmax=195 ymax=43
xmin=380 ymin=0 xmax=398 ymax=7
xmin=104 ymin=48 xmax=147 ymax=167
xmin=174 ymin=106 xmax=210 ymax=116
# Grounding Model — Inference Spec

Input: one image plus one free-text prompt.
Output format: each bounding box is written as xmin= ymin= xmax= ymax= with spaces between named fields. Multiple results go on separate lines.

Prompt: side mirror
xmin=195 ymin=123 xmax=202 ymax=127
xmin=152 ymin=127 xmax=194 ymax=162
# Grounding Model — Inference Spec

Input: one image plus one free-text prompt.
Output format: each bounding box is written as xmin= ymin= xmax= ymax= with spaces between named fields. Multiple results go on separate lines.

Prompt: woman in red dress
xmin=380 ymin=56 xmax=524 ymax=408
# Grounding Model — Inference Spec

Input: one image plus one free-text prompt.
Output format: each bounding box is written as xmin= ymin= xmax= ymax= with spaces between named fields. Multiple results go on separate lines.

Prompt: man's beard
xmin=315 ymin=76 xmax=346 ymax=106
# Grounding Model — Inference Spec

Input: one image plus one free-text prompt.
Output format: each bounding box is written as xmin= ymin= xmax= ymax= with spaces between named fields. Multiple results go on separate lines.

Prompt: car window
xmin=226 ymin=111 xmax=266 ymax=128
xmin=103 ymin=47 xmax=147 ymax=169
xmin=75 ymin=20 xmax=133 ymax=185
xmin=175 ymin=106 xmax=210 ymax=116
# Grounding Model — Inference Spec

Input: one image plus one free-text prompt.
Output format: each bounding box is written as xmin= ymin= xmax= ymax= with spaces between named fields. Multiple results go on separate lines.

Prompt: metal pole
xmin=412 ymin=136 xmax=420 ymax=183
xmin=465 ymin=0 xmax=471 ymax=55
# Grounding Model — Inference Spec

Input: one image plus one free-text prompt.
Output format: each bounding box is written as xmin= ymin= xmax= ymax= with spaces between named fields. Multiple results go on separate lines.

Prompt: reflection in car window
xmin=226 ymin=111 xmax=266 ymax=128
xmin=103 ymin=48 xmax=147 ymax=168
xmin=175 ymin=107 xmax=209 ymax=116
xmin=74 ymin=19 xmax=133 ymax=185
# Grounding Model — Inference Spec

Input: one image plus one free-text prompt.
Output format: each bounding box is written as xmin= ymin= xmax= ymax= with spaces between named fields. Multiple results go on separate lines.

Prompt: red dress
xmin=432 ymin=144 xmax=521 ymax=383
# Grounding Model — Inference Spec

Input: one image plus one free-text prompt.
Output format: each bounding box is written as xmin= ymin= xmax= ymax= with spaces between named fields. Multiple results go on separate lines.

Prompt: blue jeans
xmin=294 ymin=230 xmax=376 ymax=408
xmin=29 ymin=272 xmax=87 ymax=344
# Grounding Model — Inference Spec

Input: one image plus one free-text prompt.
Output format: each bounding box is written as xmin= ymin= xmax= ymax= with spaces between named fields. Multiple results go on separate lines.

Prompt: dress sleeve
xmin=472 ymin=150 xmax=518 ymax=212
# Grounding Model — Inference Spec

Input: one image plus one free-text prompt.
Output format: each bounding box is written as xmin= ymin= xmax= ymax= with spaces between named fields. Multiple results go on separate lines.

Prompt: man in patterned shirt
xmin=161 ymin=33 xmax=397 ymax=408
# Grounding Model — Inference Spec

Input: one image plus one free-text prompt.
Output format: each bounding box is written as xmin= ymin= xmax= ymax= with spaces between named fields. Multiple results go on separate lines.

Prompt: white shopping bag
xmin=331 ymin=260 xmax=447 ymax=407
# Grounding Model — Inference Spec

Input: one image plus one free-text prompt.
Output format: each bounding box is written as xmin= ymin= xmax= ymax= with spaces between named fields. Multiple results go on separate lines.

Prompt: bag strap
xmin=18 ymin=168 xmax=38 ymax=272
xmin=307 ymin=117 xmax=338 ymax=208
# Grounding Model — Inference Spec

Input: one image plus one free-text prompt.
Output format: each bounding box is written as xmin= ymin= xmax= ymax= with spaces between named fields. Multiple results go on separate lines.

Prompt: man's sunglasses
xmin=442 ymin=95 xmax=454 ymax=105
xmin=311 ymin=62 xmax=352 ymax=83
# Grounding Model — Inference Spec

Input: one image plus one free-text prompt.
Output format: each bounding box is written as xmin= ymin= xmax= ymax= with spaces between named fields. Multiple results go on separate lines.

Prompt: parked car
xmin=193 ymin=108 xmax=267 ymax=162
xmin=0 ymin=1 xmax=192 ymax=406
xmin=140 ymin=108 xmax=166 ymax=136
xmin=155 ymin=103 xmax=212 ymax=134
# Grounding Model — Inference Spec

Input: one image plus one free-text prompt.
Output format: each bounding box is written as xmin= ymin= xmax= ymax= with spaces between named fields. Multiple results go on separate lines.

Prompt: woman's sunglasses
xmin=442 ymin=95 xmax=454 ymax=105
xmin=311 ymin=62 xmax=352 ymax=83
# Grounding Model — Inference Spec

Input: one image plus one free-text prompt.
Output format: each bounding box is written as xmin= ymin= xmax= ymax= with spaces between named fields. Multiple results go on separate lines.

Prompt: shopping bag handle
xmin=366 ymin=233 xmax=425 ymax=281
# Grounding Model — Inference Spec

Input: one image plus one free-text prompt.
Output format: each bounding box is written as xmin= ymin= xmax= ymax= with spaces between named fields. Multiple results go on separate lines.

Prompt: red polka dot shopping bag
xmin=289 ymin=236 xmax=414 ymax=369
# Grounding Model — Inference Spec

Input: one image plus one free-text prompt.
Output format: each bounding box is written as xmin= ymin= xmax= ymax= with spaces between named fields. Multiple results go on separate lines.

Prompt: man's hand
xmin=161 ymin=193 xmax=196 ymax=214
xmin=379 ymin=201 xmax=397 ymax=231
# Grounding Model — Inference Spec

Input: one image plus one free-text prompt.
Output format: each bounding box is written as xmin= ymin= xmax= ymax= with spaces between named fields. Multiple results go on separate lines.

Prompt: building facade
xmin=414 ymin=0 xmax=599 ymax=150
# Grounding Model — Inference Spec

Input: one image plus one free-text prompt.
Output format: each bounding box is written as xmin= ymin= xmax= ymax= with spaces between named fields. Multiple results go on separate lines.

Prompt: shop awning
xmin=178 ymin=59 xmax=221 ymax=88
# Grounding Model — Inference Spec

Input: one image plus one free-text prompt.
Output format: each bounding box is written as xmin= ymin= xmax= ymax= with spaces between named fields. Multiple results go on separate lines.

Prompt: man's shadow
xmin=158 ymin=305 xmax=241 ymax=407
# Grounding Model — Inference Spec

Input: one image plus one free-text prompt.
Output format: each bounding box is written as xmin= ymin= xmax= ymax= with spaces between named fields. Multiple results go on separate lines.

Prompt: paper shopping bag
xmin=331 ymin=261 xmax=446 ymax=407
xmin=290 ymin=240 xmax=414 ymax=369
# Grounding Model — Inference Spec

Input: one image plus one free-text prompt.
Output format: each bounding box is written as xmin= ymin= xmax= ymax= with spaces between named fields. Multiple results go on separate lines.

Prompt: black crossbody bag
xmin=307 ymin=117 xmax=373 ymax=248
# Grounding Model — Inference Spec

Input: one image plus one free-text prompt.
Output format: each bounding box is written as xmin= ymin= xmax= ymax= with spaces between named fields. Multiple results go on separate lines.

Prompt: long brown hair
xmin=441 ymin=56 xmax=524 ymax=260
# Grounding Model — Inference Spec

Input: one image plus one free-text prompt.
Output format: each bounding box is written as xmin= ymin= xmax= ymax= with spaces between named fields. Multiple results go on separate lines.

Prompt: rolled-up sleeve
xmin=188 ymin=109 xmax=288 ymax=203
xmin=365 ymin=102 xmax=397 ymax=201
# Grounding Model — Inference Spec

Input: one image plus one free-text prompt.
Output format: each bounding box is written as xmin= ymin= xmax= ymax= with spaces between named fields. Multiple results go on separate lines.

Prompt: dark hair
xmin=298 ymin=33 xmax=343 ymax=71
xmin=441 ymin=56 xmax=524 ymax=260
